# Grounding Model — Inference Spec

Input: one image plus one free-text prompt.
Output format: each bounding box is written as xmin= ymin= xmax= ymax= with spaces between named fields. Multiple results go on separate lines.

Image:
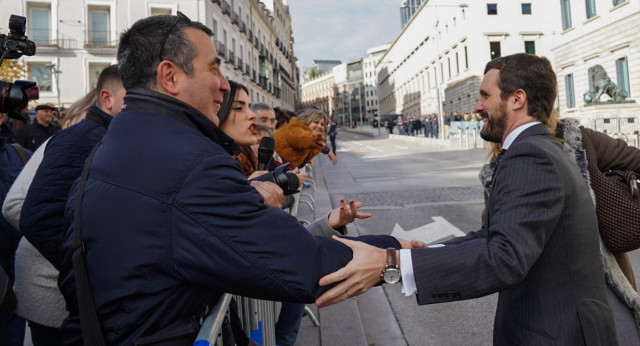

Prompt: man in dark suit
xmin=316 ymin=53 xmax=618 ymax=345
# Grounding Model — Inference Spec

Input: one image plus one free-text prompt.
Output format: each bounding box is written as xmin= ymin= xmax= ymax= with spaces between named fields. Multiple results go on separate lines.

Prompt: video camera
xmin=0 ymin=14 xmax=39 ymax=121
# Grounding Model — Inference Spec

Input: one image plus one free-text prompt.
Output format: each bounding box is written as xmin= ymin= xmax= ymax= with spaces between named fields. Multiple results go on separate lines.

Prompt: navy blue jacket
xmin=20 ymin=106 xmax=112 ymax=270
xmin=0 ymin=123 xmax=31 ymax=278
xmin=58 ymin=89 xmax=400 ymax=345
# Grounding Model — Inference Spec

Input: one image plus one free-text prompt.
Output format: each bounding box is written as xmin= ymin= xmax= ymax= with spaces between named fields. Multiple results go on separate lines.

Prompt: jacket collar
xmin=510 ymin=122 xmax=550 ymax=147
xmin=121 ymin=88 xmax=240 ymax=156
xmin=86 ymin=105 xmax=112 ymax=127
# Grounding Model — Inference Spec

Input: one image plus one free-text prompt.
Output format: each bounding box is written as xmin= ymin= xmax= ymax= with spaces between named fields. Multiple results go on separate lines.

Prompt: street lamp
xmin=428 ymin=3 xmax=468 ymax=140
xmin=45 ymin=63 xmax=62 ymax=110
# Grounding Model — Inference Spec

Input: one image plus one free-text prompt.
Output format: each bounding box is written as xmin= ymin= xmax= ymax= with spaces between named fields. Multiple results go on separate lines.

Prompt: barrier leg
xmin=304 ymin=306 xmax=320 ymax=327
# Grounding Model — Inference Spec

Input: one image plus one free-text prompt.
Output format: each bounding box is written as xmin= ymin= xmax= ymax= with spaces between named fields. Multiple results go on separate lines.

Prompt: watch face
xmin=383 ymin=267 xmax=401 ymax=284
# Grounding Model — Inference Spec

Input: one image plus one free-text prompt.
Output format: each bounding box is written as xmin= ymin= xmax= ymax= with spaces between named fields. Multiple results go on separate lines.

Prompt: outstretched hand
xmin=328 ymin=199 xmax=372 ymax=229
xmin=315 ymin=236 xmax=386 ymax=308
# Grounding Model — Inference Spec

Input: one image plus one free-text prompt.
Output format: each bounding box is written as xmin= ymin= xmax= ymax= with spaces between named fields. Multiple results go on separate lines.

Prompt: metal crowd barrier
xmin=194 ymin=164 xmax=318 ymax=346
xmin=450 ymin=121 xmax=486 ymax=148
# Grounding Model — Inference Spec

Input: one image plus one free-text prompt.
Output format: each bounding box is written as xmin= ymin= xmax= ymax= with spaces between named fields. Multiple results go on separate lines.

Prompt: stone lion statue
xmin=583 ymin=64 xmax=628 ymax=104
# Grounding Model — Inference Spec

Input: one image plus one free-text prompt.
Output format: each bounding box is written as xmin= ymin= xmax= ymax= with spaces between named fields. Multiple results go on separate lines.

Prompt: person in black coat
xmin=15 ymin=104 xmax=60 ymax=152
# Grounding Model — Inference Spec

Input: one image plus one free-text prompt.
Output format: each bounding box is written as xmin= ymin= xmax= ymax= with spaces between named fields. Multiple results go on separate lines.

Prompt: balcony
xmin=236 ymin=58 xmax=243 ymax=70
xmin=216 ymin=40 xmax=226 ymax=58
xmin=239 ymin=21 xmax=246 ymax=34
xmin=254 ymin=37 xmax=259 ymax=48
xmin=248 ymin=30 xmax=253 ymax=41
xmin=253 ymin=70 xmax=257 ymax=82
xmin=245 ymin=63 xmax=250 ymax=75
xmin=259 ymin=43 xmax=265 ymax=56
xmin=274 ymin=86 xmax=281 ymax=98
xmin=211 ymin=0 xmax=221 ymax=5
xmin=228 ymin=50 xmax=235 ymax=64
xmin=231 ymin=12 xmax=239 ymax=25
xmin=221 ymin=1 xmax=231 ymax=16
xmin=259 ymin=75 xmax=267 ymax=89
xmin=84 ymin=30 xmax=118 ymax=51
xmin=279 ymin=65 xmax=291 ymax=80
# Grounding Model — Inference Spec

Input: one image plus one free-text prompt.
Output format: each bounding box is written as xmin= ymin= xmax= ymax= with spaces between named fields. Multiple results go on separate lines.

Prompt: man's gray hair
xmin=250 ymin=103 xmax=274 ymax=113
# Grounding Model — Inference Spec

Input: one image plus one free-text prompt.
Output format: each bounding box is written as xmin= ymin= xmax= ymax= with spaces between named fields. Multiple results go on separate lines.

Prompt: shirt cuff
xmin=400 ymin=249 xmax=417 ymax=296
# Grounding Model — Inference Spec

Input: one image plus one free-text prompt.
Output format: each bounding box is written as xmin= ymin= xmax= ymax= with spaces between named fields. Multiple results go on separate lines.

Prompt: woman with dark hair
xmin=217 ymin=81 xmax=259 ymax=177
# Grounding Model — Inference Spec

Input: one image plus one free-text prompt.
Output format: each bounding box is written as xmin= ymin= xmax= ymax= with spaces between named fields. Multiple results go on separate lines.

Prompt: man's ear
xmin=100 ymin=89 xmax=114 ymax=111
xmin=510 ymin=89 xmax=527 ymax=112
xmin=156 ymin=60 xmax=180 ymax=96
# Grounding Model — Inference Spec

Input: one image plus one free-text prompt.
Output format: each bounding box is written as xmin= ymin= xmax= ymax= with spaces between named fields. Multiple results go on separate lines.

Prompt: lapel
xmin=487 ymin=123 xmax=551 ymax=226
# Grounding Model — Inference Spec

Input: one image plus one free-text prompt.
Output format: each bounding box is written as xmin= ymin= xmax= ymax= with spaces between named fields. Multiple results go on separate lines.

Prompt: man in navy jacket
xmin=58 ymin=15 xmax=402 ymax=345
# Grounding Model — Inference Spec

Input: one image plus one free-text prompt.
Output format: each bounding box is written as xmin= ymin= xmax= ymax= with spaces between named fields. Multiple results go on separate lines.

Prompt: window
xmin=447 ymin=57 xmax=451 ymax=79
xmin=464 ymin=46 xmax=469 ymax=69
xmin=455 ymin=52 xmax=460 ymax=74
xmin=560 ymin=0 xmax=572 ymax=30
xmin=587 ymin=67 xmax=594 ymax=92
xmin=522 ymin=3 xmax=532 ymax=14
xmin=487 ymin=4 xmax=498 ymax=15
xmin=440 ymin=62 xmax=444 ymax=83
xmin=524 ymin=41 xmax=536 ymax=54
xmin=29 ymin=5 xmax=51 ymax=44
xmin=88 ymin=8 xmax=110 ymax=45
xmin=585 ymin=0 xmax=596 ymax=18
xmin=490 ymin=42 xmax=501 ymax=59
xmin=565 ymin=74 xmax=575 ymax=108
xmin=613 ymin=0 xmax=626 ymax=5
xmin=28 ymin=62 xmax=53 ymax=92
xmin=616 ymin=57 xmax=630 ymax=97
xmin=150 ymin=7 xmax=172 ymax=16
xmin=89 ymin=62 xmax=111 ymax=88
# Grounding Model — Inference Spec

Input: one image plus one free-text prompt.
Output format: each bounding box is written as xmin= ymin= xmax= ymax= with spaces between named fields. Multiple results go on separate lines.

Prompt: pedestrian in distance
xmin=15 ymin=103 xmax=60 ymax=152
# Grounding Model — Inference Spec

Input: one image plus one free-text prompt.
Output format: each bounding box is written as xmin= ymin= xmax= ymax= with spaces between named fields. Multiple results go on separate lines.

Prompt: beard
xmin=480 ymin=103 xmax=507 ymax=143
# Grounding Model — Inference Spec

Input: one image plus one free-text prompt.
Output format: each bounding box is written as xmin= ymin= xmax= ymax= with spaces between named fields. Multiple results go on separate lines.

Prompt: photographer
xmin=57 ymin=14 xmax=408 ymax=345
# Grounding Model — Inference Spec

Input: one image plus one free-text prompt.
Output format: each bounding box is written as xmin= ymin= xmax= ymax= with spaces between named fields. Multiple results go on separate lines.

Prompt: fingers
xmin=411 ymin=240 xmax=426 ymax=248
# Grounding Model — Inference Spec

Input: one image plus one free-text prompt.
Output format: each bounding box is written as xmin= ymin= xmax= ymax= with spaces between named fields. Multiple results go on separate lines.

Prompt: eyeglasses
xmin=158 ymin=11 xmax=191 ymax=62
xmin=258 ymin=117 xmax=278 ymax=125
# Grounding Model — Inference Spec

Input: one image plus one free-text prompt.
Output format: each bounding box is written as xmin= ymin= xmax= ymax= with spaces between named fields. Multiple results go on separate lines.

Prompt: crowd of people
xmin=1 ymin=12 xmax=639 ymax=346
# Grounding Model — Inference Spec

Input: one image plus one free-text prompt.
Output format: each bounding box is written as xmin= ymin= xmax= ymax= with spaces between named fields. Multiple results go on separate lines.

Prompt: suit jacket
xmin=411 ymin=124 xmax=617 ymax=345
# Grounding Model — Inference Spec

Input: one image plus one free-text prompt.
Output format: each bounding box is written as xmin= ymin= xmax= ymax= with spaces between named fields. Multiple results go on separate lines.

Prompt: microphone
xmin=257 ymin=137 xmax=275 ymax=171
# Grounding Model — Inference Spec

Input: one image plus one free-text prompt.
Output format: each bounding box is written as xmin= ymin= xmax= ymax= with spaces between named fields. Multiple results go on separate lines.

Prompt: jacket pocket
xmin=505 ymin=317 xmax=556 ymax=346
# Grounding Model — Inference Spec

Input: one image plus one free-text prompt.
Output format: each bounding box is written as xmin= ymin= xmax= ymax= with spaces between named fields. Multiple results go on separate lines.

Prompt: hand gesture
xmin=328 ymin=199 xmax=372 ymax=229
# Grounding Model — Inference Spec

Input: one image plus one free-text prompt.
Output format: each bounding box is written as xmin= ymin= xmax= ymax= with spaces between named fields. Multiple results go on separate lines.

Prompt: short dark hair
xmin=117 ymin=14 xmax=213 ymax=90
xmin=95 ymin=64 xmax=122 ymax=106
xmin=218 ymin=80 xmax=249 ymax=125
xmin=484 ymin=53 xmax=557 ymax=123
xmin=250 ymin=102 xmax=273 ymax=113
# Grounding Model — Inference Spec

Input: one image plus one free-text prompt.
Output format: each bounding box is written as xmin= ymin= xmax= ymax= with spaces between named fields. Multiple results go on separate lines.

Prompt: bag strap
xmin=72 ymin=141 xmax=106 ymax=346
xmin=9 ymin=143 xmax=28 ymax=165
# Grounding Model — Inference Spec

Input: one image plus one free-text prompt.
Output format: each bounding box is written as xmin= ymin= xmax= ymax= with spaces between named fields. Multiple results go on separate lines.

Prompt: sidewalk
xmin=341 ymin=125 xmax=487 ymax=150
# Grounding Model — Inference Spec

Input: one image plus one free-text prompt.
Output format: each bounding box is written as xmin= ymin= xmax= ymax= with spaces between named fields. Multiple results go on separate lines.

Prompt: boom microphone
xmin=257 ymin=137 xmax=275 ymax=171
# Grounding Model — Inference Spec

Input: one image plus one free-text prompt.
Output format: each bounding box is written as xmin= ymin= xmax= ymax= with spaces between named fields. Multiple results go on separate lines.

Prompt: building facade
xmin=552 ymin=0 xmax=640 ymax=129
xmin=378 ymin=0 xmax=561 ymax=123
xmin=299 ymin=72 xmax=334 ymax=113
xmin=0 ymin=0 xmax=299 ymax=111
xmin=400 ymin=0 xmax=423 ymax=29
xmin=363 ymin=43 xmax=390 ymax=118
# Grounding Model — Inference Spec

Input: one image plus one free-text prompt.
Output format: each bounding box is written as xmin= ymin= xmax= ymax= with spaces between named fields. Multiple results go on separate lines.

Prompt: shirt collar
xmin=502 ymin=121 xmax=541 ymax=149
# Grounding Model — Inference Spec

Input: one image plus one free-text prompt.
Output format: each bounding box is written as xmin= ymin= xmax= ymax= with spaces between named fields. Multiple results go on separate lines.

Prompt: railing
xmin=248 ymin=30 xmax=253 ymax=41
xmin=253 ymin=70 xmax=257 ymax=83
xmin=27 ymin=29 xmax=56 ymax=45
xmin=195 ymin=165 xmax=320 ymax=346
xmin=239 ymin=21 xmax=246 ymax=34
xmin=594 ymin=117 xmax=640 ymax=147
xmin=236 ymin=58 xmax=243 ymax=71
xmin=84 ymin=30 xmax=117 ymax=47
xmin=231 ymin=12 xmax=239 ymax=25
xmin=211 ymin=0 xmax=221 ymax=5
xmin=245 ymin=63 xmax=250 ymax=75
xmin=221 ymin=1 xmax=231 ymax=15
xmin=216 ymin=41 xmax=226 ymax=58
xmin=228 ymin=50 xmax=235 ymax=64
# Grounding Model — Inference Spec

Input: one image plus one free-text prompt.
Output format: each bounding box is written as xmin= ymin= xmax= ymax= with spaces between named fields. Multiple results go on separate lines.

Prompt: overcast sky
xmin=288 ymin=0 xmax=401 ymax=67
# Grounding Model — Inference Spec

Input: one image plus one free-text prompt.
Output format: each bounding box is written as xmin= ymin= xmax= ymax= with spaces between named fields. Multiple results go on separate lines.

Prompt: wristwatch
xmin=381 ymin=248 xmax=401 ymax=284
